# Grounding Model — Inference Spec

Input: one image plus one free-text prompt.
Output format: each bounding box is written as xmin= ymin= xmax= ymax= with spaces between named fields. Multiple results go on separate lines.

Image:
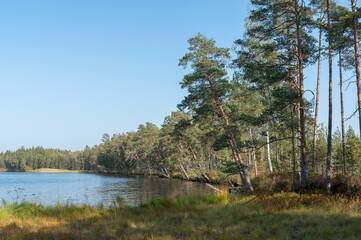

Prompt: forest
xmin=2 ymin=0 xmax=361 ymax=194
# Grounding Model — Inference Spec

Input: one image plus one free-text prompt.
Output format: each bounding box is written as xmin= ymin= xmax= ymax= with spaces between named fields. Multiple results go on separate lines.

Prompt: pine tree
xmin=179 ymin=33 xmax=254 ymax=192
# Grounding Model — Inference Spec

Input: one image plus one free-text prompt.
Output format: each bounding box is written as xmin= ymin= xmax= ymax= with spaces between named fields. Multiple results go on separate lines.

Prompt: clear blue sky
xmin=0 ymin=0 xmax=358 ymax=152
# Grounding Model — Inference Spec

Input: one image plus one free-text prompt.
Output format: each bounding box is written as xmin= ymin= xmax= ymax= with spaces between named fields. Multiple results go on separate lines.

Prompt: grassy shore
xmin=0 ymin=193 xmax=360 ymax=240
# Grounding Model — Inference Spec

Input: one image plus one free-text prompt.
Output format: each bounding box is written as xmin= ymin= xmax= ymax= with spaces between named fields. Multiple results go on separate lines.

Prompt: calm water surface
xmin=0 ymin=173 xmax=226 ymax=206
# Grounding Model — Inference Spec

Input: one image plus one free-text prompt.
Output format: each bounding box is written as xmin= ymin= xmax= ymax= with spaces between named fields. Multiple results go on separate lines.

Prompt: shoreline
xmin=27 ymin=168 xmax=81 ymax=173
xmin=0 ymin=167 xmax=231 ymax=187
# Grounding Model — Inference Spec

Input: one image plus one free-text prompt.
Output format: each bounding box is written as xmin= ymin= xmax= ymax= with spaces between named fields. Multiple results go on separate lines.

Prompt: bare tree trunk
xmin=162 ymin=167 xmax=170 ymax=178
xmin=186 ymin=143 xmax=211 ymax=182
xmin=313 ymin=11 xmax=323 ymax=169
xmin=213 ymin=96 xmax=254 ymax=193
xmin=247 ymin=148 xmax=251 ymax=166
xmin=179 ymin=164 xmax=190 ymax=180
xmin=202 ymin=173 xmax=211 ymax=183
xmin=326 ymin=0 xmax=332 ymax=194
xmin=339 ymin=49 xmax=347 ymax=174
xmin=275 ymin=141 xmax=280 ymax=170
xmin=253 ymin=150 xmax=257 ymax=176
xmin=266 ymin=130 xmax=273 ymax=172
xmin=296 ymin=2 xmax=308 ymax=187
xmin=249 ymin=126 xmax=258 ymax=176
xmin=266 ymin=87 xmax=273 ymax=173
xmin=187 ymin=143 xmax=198 ymax=162
xmin=291 ymin=104 xmax=297 ymax=192
xmin=209 ymin=147 xmax=213 ymax=170
xmin=351 ymin=0 xmax=361 ymax=139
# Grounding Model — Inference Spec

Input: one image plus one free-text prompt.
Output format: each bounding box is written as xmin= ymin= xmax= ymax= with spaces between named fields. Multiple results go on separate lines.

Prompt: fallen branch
xmin=179 ymin=164 xmax=190 ymax=180
xmin=206 ymin=183 xmax=223 ymax=193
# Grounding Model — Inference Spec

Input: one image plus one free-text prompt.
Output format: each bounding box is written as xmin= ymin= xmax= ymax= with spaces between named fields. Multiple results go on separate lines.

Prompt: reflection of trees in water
xmin=118 ymin=177 xmax=226 ymax=205
xmin=1 ymin=174 xmax=227 ymax=207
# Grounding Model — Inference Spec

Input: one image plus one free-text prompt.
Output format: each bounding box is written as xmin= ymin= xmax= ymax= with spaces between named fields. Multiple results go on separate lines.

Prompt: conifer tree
xmin=350 ymin=0 xmax=361 ymax=138
xmin=179 ymin=33 xmax=254 ymax=192
xmin=325 ymin=0 xmax=332 ymax=193
xmin=236 ymin=0 xmax=317 ymax=187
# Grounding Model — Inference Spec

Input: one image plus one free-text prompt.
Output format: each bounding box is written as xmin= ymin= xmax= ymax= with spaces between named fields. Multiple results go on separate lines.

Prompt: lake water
xmin=0 ymin=172 xmax=226 ymax=206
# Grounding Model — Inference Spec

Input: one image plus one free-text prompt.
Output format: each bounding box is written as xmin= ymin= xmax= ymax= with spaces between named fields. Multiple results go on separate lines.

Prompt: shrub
xmin=246 ymin=172 xmax=361 ymax=197
xmin=251 ymin=172 xmax=295 ymax=193
xmin=331 ymin=174 xmax=361 ymax=197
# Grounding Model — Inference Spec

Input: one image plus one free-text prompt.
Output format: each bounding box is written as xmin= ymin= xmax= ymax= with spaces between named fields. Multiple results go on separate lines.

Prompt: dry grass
xmin=0 ymin=193 xmax=360 ymax=239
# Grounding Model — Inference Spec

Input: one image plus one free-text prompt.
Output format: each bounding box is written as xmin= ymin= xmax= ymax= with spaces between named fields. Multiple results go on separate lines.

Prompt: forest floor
xmin=0 ymin=193 xmax=360 ymax=240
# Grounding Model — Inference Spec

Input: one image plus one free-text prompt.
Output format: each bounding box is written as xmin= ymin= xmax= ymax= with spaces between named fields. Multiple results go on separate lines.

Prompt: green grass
xmin=0 ymin=193 xmax=360 ymax=239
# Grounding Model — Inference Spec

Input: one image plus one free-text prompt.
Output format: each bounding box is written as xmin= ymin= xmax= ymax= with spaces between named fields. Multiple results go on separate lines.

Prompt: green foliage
xmin=178 ymin=33 xmax=231 ymax=113
xmin=216 ymin=161 xmax=240 ymax=175
xmin=345 ymin=126 xmax=361 ymax=175
xmin=0 ymin=147 xmax=81 ymax=171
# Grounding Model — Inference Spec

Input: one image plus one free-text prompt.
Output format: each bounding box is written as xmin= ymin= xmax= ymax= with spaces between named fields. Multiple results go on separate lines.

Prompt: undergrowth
xmin=249 ymin=172 xmax=361 ymax=197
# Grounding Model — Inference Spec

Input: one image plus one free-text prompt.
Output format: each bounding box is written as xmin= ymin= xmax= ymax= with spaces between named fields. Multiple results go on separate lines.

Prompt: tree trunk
xmin=202 ymin=173 xmax=211 ymax=183
xmin=266 ymin=130 xmax=273 ymax=172
xmin=339 ymin=49 xmax=347 ymax=174
xmin=247 ymin=148 xmax=251 ymax=166
xmin=214 ymin=96 xmax=254 ymax=193
xmin=187 ymin=143 xmax=198 ymax=162
xmin=312 ymin=11 xmax=323 ymax=169
xmin=253 ymin=149 xmax=257 ymax=177
xmin=351 ymin=0 xmax=361 ymax=139
xmin=275 ymin=141 xmax=280 ymax=170
xmin=162 ymin=167 xmax=170 ymax=179
xmin=326 ymin=0 xmax=332 ymax=194
xmin=291 ymin=104 xmax=297 ymax=192
xmin=179 ymin=164 xmax=190 ymax=180
xmin=209 ymin=147 xmax=213 ymax=170
xmin=296 ymin=2 xmax=308 ymax=187
xmin=249 ymin=126 xmax=258 ymax=176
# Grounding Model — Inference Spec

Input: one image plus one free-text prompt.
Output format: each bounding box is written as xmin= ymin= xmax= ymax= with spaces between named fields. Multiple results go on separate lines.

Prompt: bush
xmin=251 ymin=172 xmax=295 ymax=193
xmin=247 ymin=172 xmax=361 ymax=197
xmin=331 ymin=174 xmax=361 ymax=197
xmin=303 ymin=174 xmax=326 ymax=193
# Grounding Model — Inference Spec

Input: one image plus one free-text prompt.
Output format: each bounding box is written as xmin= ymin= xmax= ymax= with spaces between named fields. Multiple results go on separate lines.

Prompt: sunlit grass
xmin=0 ymin=193 xmax=360 ymax=239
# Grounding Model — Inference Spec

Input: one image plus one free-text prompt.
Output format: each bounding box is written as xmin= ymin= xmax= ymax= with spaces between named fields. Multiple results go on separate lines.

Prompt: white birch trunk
xmin=266 ymin=130 xmax=273 ymax=172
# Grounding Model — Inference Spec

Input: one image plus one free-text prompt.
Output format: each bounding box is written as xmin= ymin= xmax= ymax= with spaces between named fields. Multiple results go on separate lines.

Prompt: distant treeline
xmin=0 ymin=147 xmax=80 ymax=171
xmin=1 ymin=120 xmax=361 ymax=178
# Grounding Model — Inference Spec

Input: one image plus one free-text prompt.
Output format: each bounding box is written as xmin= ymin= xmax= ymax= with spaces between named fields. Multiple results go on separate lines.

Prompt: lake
xmin=0 ymin=172 xmax=226 ymax=206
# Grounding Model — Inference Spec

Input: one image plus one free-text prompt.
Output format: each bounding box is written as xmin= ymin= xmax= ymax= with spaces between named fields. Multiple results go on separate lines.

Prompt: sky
xmin=0 ymin=0 xmax=359 ymax=152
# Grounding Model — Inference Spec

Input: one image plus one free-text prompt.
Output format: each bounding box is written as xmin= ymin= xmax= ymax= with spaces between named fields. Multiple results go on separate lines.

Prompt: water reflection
xmin=0 ymin=173 xmax=226 ymax=206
